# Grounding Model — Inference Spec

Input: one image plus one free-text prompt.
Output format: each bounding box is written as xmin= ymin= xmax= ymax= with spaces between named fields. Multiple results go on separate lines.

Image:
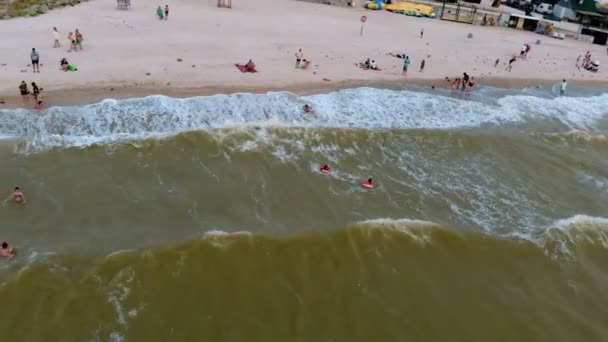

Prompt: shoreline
xmin=2 ymin=78 xmax=608 ymax=109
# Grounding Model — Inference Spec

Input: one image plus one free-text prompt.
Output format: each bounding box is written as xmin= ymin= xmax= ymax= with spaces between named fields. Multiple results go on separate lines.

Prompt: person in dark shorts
xmin=164 ymin=5 xmax=169 ymax=19
xmin=295 ymin=48 xmax=303 ymax=68
xmin=30 ymin=48 xmax=40 ymax=73
xmin=31 ymin=82 xmax=40 ymax=101
xmin=19 ymin=81 xmax=30 ymax=104
xmin=419 ymin=59 xmax=425 ymax=72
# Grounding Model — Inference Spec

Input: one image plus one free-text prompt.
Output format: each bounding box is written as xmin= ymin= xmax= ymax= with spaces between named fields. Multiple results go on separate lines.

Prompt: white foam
xmin=551 ymin=215 xmax=608 ymax=231
xmin=1 ymin=88 xmax=607 ymax=151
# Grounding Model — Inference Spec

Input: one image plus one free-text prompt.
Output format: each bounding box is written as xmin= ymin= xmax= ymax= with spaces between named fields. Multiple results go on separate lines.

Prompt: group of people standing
xmin=52 ymin=27 xmax=85 ymax=52
xmin=450 ymin=72 xmax=475 ymax=94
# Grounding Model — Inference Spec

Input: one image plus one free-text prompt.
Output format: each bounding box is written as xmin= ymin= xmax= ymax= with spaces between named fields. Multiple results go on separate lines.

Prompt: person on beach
xmin=10 ymin=187 xmax=25 ymax=204
xmin=370 ymin=60 xmax=378 ymax=70
xmin=520 ymin=44 xmax=526 ymax=59
xmin=507 ymin=56 xmax=516 ymax=72
xmin=299 ymin=59 xmax=311 ymax=70
xmin=295 ymin=49 xmax=303 ymax=68
xmin=576 ymin=55 xmax=582 ymax=70
xmin=31 ymin=82 xmax=40 ymax=102
xmin=420 ymin=28 xmax=424 ymax=39
xmin=494 ymin=58 xmax=500 ymax=68
xmin=467 ymin=77 xmax=475 ymax=93
xmin=53 ymin=27 xmax=61 ymax=48
xmin=68 ymin=32 xmax=76 ymax=52
xmin=0 ymin=242 xmax=14 ymax=258
xmin=560 ymin=79 xmax=567 ymax=95
xmin=419 ymin=59 xmax=425 ymax=72
xmin=60 ymin=58 xmax=69 ymax=71
xmin=451 ymin=78 xmax=460 ymax=93
xmin=157 ymin=6 xmax=164 ymax=20
xmin=461 ymin=72 xmax=469 ymax=91
xmin=402 ymin=56 xmax=410 ymax=75
xmin=19 ymin=81 xmax=30 ymax=104
xmin=525 ymin=43 xmax=531 ymax=58
xmin=75 ymin=29 xmax=84 ymax=51
xmin=164 ymin=5 xmax=169 ymax=19
xmin=35 ymin=88 xmax=44 ymax=111
xmin=30 ymin=48 xmax=40 ymax=73
xmin=320 ymin=164 xmax=331 ymax=172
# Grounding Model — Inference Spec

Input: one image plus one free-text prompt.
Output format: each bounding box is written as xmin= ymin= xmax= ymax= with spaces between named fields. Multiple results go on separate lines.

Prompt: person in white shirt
xmin=53 ymin=27 xmax=60 ymax=48
xmin=370 ymin=60 xmax=377 ymax=70
xmin=560 ymin=79 xmax=567 ymax=95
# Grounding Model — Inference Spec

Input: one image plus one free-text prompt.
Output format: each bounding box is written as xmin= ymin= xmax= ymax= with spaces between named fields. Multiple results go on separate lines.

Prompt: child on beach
xmin=68 ymin=32 xmax=76 ymax=52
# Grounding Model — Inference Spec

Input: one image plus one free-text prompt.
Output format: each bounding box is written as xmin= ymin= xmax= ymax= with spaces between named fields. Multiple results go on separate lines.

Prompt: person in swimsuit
xmin=295 ymin=49 xmax=303 ymax=68
xmin=467 ymin=77 xmax=475 ymax=93
xmin=75 ymin=29 xmax=84 ymax=50
xmin=11 ymin=187 xmax=26 ymax=203
xmin=0 ymin=242 xmax=13 ymax=258
xmin=30 ymin=48 xmax=40 ymax=73
xmin=364 ymin=178 xmax=373 ymax=186
xmin=506 ymin=56 xmax=516 ymax=72
xmin=303 ymin=104 xmax=313 ymax=113
xmin=19 ymin=81 xmax=30 ymax=104
xmin=164 ymin=5 xmax=169 ymax=19
xmin=68 ymin=32 xmax=76 ymax=52
xmin=320 ymin=164 xmax=330 ymax=172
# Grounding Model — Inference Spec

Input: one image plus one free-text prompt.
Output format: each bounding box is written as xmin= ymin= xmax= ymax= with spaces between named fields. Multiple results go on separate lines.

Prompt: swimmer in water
xmin=320 ymin=164 xmax=331 ymax=172
xmin=0 ymin=242 xmax=14 ymax=258
xmin=367 ymin=178 xmax=373 ymax=185
xmin=303 ymin=104 xmax=313 ymax=113
xmin=11 ymin=187 xmax=26 ymax=204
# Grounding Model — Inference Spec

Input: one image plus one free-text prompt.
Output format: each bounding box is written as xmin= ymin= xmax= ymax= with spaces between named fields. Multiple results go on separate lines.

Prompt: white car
xmin=535 ymin=3 xmax=553 ymax=14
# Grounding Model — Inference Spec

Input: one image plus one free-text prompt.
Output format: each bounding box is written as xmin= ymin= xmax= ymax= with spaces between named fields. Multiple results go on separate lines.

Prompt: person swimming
xmin=320 ymin=164 xmax=331 ymax=172
xmin=365 ymin=178 xmax=373 ymax=185
xmin=304 ymin=104 xmax=313 ymax=113
xmin=11 ymin=187 xmax=25 ymax=203
xmin=0 ymin=242 xmax=14 ymax=258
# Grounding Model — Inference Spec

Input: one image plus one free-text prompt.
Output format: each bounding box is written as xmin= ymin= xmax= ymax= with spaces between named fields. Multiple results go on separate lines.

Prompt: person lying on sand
xmin=388 ymin=52 xmax=407 ymax=59
xmin=235 ymin=60 xmax=257 ymax=73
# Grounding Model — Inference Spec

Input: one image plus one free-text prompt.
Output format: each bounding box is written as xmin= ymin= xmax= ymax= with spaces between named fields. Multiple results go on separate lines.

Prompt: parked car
xmin=535 ymin=3 xmax=553 ymax=14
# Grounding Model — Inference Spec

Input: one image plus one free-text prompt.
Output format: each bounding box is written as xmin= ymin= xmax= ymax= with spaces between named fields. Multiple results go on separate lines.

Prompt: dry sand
xmin=0 ymin=0 xmax=606 ymax=107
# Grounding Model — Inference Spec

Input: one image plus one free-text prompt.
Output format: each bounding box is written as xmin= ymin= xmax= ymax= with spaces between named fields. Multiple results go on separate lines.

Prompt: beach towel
xmin=235 ymin=64 xmax=257 ymax=73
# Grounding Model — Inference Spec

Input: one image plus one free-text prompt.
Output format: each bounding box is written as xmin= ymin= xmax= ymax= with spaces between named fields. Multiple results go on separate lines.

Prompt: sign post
xmin=360 ymin=15 xmax=367 ymax=36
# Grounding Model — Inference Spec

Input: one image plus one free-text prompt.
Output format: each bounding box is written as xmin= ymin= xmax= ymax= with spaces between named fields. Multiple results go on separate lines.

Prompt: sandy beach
xmin=0 ymin=0 xmax=607 ymax=107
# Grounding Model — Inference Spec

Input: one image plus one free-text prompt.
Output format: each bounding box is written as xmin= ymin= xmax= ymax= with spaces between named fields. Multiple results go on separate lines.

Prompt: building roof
xmin=509 ymin=13 xmax=541 ymax=20
xmin=576 ymin=10 xmax=605 ymax=17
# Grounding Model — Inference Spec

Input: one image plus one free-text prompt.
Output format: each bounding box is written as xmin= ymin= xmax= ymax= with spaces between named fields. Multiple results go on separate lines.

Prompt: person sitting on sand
xmin=245 ymin=59 xmax=256 ymax=72
xmin=60 ymin=58 xmax=69 ymax=71
xmin=19 ymin=81 xmax=30 ymax=104
xmin=370 ymin=60 xmax=378 ymax=70
xmin=0 ymin=242 xmax=13 ymax=258
xmin=298 ymin=59 xmax=311 ymax=70
xmin=389 ymin=52 xmax=406 ymax=59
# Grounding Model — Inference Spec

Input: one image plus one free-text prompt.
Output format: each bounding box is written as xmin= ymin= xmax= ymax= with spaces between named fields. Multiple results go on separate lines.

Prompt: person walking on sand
xmin=19 ymin=81 xmax=30 ymax=104
xmin=295 ymin=48 xmax=303 ymax=68
xmin=420 ymin=28 xmax=424 ymax=39
xmin=560 ymin=79 xmax=567 ymax=96
xmin=402 ymin=56 xmax=411 ymax=76
xmin=31 ymin=82 xmax=40 ymax=102
xmin=506 ymin=56 xmax=516 ymax=72
xmin=30 ymin=48 xmax=40 ymax=73
xmin=157 ymin=6 xmax=164 ymax=20
xmin=75 ymin=29 xmax=84 ymax=51
xmin=52 ymin=27 xmax=61 ymax=48
xmin=419 ymin=59 xmax=425 ymax=72
xmin=494 ymin=58 xmax=500 ymax=68
xmin=164 ymin=5 xmax=169 ymax=19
